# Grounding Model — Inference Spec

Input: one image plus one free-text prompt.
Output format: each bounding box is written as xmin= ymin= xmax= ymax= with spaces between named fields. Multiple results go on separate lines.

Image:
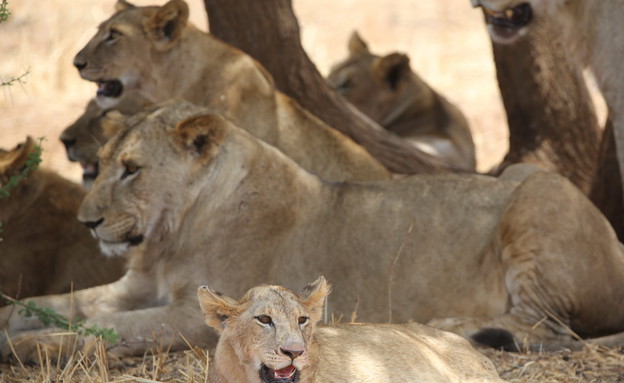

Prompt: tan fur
xmin=0 ymin=138 xmax=124 ymax=301
xmin=71 ymin=0 xmax=390 ymax=183
xmin=60 ymin=91 xmax=150 ymax=189
xmin=327 ymin=32 xmax=476 ymax=170
xmin=2 ymin=100 xmax=624 ymax=362
xmin=198 ymin=277 xmax=504 ymax=383
xmin=474 ymin=0 xmax=624 ymax=201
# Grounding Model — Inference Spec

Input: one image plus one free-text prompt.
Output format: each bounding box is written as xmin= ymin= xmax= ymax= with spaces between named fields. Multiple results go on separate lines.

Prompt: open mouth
xmin=480 ymin=3 xmax=533 ymax=42
xmin=81 ymin=161 xmax=99 ymax=183
xmin=96 ymin=80 xmax=124 ymax=98
xmin=260 ymin=364 xmax=299 ymax=383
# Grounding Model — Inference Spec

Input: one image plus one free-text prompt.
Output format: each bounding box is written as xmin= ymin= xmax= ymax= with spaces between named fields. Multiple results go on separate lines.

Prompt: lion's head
xmin=60 ymin=91 xmax=150 ymax=188
xmin=198 ymin=277 xmax=330 ymax=383
xmin=73 ymin=0 xmax=189 ymax=104
xmin=76 ymin=99 xmax=226 ymax=257
xmin=327 ymin=31 xmax=417 ymax=126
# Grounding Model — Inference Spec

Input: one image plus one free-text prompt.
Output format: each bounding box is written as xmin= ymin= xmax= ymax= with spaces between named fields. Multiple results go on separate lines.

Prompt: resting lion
xmin=2 ymin=99 xmax=624 ymax=362
xmin=71 ymin=0 xmax=390 ymax=183
xmin=0 ymin=137 xmax=124 ymax=301
xmin=197 ymin=276 xmax=504 ymax=383
xmin=470 ymin=0 xmax=624 ymax=202
xmin=60 ymin=91 xmax=150 ymax=189
xmin=327 ymin=31 xmax=476 ymax=170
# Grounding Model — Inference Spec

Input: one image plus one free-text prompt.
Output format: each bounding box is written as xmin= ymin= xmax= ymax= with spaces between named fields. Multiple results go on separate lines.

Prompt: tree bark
xmin=203 ymin=0 xmax=459 ymax=174
xmin=490 ymin=19 xmax=601 ymax=195
xmin=589 ymin=117 xmax=624 ymax=240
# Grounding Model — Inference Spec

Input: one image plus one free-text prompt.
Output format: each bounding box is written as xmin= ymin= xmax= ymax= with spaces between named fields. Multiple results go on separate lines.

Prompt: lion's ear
xmin=101 ymin=110 xmax=129 ymax=140
xmin=0 ymin=137 xmax=36 ymax=177
xmin=146 ymin=0 xmax=189 ymax=50
xmin=197 ymin=286 xmax=240 ymax=333
xmin=300 ymin=276 xmax=331 ymax=324
xmin=172 ymin=114 xmax=227 ymax=163
xmin=348 ymin=31 xmax=370 ymax=57
xmin=374 ymin=53 xmax=410 ymax=91
xmin=115 ymin=0 xmax=136 ymax=12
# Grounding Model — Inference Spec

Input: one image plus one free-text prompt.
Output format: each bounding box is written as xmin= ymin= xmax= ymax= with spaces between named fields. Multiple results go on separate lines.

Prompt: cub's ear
xmin=172 ymin=114 xmax=227 ymax=163
xmin=374 ymin=53 xmax=410 ymax=91
xmin=197 ymin=286 xmax=240 ymax=333
xmin=0 ymin=136 xmax=36 ymax=177
xmin=348 ymin=30 xmax=370 ymax=57
xmin=101 ymin=110 xmax=130 ymax=140
xmin=115 ymin=0 xmax=136 ymax=12
xmin=145 ymin=0 xmax=189 ymax=50
xmin=300 ymin=276 xmax=331 ymax=324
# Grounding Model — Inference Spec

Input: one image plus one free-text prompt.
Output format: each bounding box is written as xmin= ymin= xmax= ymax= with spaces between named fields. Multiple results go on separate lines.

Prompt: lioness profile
xmin=71 ymin=0 xmax=390 ymax=183
xmin=471 ymin=0 xmax=624 ymax=202
xmin=60 ymin=91 xmax=150 ymax=188
xmin=2 ymin=100 xmax=624 ymax=362
xmin=327 ymin=32 xmax=476 ymax=170
xmin=0 ymin=138 xmax=124 ymax=301
xmin=197 ymin=277 xmax=504 ymax=383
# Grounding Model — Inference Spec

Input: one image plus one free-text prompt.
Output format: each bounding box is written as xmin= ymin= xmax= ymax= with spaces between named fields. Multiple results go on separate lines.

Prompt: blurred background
xmin=0 ymin=0 xmax=507 ymax=182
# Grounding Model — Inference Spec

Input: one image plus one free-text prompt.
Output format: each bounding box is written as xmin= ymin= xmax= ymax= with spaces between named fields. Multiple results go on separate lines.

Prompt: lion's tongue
xmin=274 ymin=365 xmax=295 ymax=379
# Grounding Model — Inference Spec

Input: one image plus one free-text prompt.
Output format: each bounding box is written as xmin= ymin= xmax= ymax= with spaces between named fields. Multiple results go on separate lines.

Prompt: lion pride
xmin=71 ymin=0 xmax=390 ymax=183
xmin=2 ymin=100 xmax=624 ymax=362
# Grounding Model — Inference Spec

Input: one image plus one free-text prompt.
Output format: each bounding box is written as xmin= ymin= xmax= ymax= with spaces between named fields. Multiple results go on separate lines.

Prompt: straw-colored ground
xmin=1 ymin=0 xmax=622 ymax=382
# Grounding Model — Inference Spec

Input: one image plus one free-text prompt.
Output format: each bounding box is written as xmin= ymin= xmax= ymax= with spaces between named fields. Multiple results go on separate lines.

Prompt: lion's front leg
xmin=0 ymin=270 xmax=156 ymax=334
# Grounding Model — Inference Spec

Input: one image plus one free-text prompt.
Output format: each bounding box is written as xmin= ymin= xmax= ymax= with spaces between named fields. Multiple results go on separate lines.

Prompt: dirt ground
xmin=1 ymin=0 xmax=621 ymax=381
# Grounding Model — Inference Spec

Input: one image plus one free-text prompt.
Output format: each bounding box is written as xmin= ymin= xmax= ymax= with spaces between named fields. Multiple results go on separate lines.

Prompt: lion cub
xmin=327 ymin=32 xmax=476 ymax=170
xmin=198 ymin=277 xmax=504 ymax=383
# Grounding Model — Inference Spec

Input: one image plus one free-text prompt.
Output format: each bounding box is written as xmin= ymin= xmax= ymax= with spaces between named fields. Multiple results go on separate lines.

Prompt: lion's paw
xmin=0 ymin=329 xmax=84 ymax=365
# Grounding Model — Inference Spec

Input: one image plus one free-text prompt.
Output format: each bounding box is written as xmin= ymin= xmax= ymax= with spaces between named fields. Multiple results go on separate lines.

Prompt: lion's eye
xmin=105 ymin=29 xmax=122 ymax=42
xmin=121 ymin=162 xmax=140 ymax=180
xmin=336 ymin=79 xmax=352 ymax=93
xmin=255 ymin=315 xmax=273 ymax=326
xmin=298 ymin=316 xmax=309 ymax=325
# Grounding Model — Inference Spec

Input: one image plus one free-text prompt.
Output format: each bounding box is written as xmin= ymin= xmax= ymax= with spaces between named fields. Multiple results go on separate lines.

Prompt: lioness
xmin=2 ymin=100 xmax=624 ymax=362
xmin=60 ymin=91 xmax=150 ymax=189
xmin=0 ymin=137 xmax=124 ymax=301
xmin=71 ymin=0 xmax=390 ymax=183
xmin=197 ymin=277 xmax=504 ymax=383
xmin=327 ymin=32 xmax=476 ymax=170
xmin=470 ymin=0 xmax=624 ymax=203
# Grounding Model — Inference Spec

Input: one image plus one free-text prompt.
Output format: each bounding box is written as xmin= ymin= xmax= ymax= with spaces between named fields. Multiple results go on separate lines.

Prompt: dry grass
xmin=1 ymin=337 xmax=623 ymax=382
xmin=1 ymin=0 xmax=619 ymax=381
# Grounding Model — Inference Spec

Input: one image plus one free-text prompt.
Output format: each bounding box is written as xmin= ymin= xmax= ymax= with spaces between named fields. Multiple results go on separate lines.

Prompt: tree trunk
xmin=203 ymin=0 xmax=459 ymax=174
xmin=491 ymin=19 xmax=601 ymax=195
xmin=589 ymin=117 xmax=624 ymax=240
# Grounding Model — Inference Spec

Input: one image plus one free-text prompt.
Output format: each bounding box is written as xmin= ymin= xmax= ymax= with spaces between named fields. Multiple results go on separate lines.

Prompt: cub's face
xmin=198 ymin=279 xmax=330 ymax=383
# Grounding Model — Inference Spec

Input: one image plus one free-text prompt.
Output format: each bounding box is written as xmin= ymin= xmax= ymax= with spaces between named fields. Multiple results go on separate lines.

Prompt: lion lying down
xmin=0 ymin=137 xmax=124 ymax=301
xmin=327 ymin=31 xmax=476 ymax=170
xmin=71 ymin=0 xmax=390 ymax=183
xmin=2 ymin=100 xmax=624 ymax=362
xmin=197 ymin=277 xmax=504 ymax=383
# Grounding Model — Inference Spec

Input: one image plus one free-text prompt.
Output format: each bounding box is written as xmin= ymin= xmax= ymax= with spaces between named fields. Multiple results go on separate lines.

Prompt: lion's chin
xmin=98 ymin=234 xmax=144 ymax=258
xmin=259 ymin=364 xmax=299 ymax=383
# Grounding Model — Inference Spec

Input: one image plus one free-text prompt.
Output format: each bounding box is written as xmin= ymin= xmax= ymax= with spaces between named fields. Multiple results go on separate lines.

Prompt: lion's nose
xmin=81 ymin=217 xmax=104 ymax=229
xmin=60 ymin=136 xmax=76 ymax=151
xmin=280 ymin=347 xmax=304 ymax=360
xmin=73 ymin=57 xmax=87 ymax=71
